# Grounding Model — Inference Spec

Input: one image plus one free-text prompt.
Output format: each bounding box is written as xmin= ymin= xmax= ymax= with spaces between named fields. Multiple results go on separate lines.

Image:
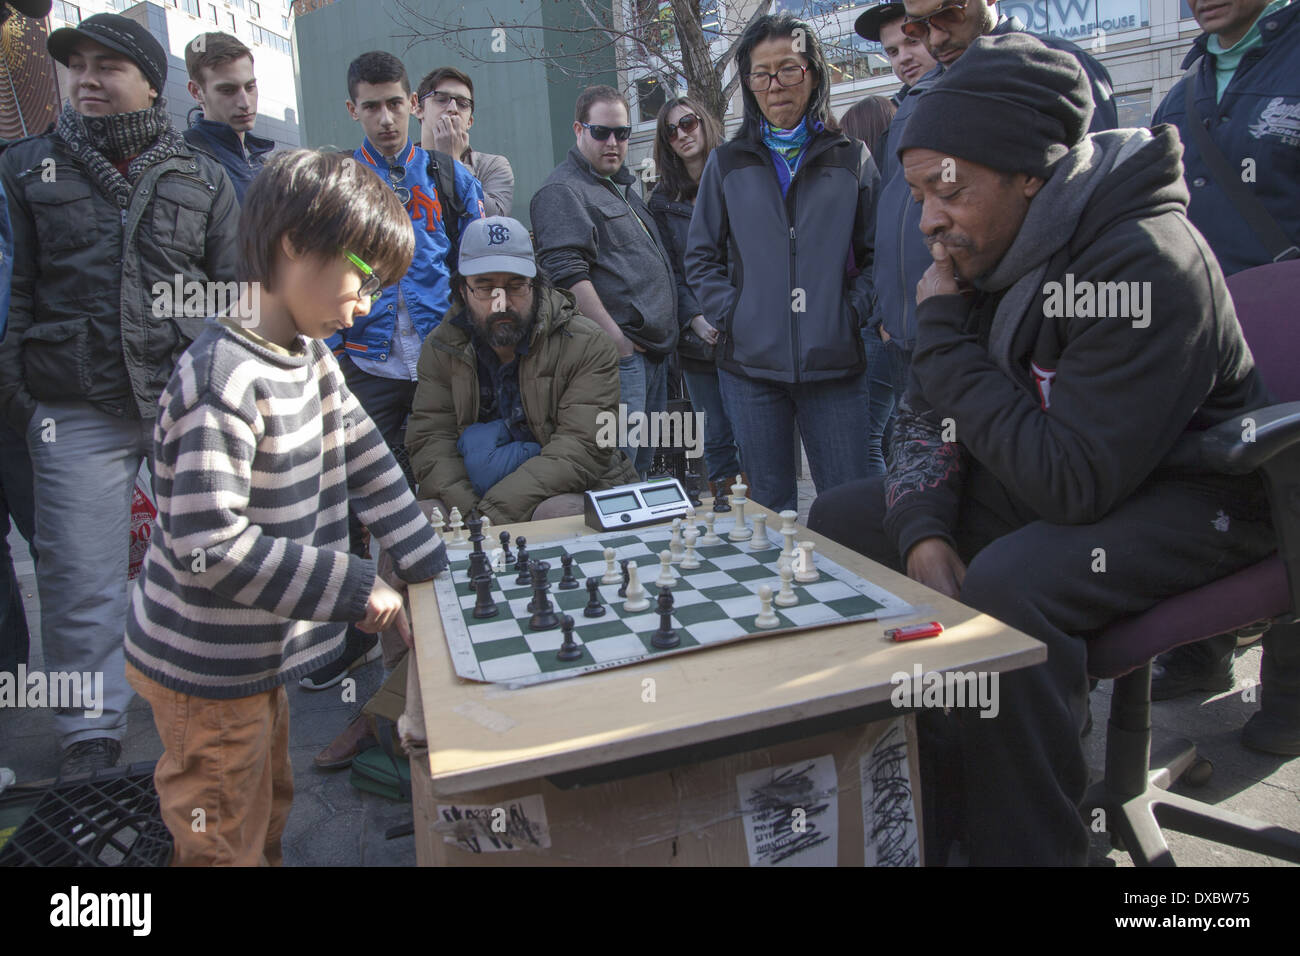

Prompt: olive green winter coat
xmin=405 ymin=285 xmax=638 ymax=523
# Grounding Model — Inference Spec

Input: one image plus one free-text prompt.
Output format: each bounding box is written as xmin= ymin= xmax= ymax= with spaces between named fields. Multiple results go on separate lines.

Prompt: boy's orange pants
xmin=126 ymin=661 xmax=293 ymax=866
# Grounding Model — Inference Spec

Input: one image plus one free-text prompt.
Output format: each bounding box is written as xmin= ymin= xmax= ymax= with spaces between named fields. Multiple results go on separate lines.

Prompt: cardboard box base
xmin=411 ymin=715 xmax=922 ymax=866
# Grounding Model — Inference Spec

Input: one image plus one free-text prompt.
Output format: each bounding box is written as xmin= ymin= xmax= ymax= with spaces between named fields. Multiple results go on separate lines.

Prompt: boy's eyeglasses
xmin=744 ymin=64 xmax=808 ymax=91
xmin=666 ymin=113 xmax=700 ymax=140
xmin=343 ymin=251 xmax=384 ymax=301
xmin=580 ymin=121 xmax=632 ymax=142
xmin=466 ymin=279 xmax=534 ymax=301
xmin=901 ymin=0 xmax=969 ymax=39
xmin=422 ymin=89 xmax=474 ymax=112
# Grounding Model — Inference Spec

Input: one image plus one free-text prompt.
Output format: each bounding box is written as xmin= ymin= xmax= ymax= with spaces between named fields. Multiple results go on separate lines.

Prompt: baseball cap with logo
xmin=457 ymin=216 xmax=537 ymax=278
xmin=854 ymin=2 xmax=906 ymax=41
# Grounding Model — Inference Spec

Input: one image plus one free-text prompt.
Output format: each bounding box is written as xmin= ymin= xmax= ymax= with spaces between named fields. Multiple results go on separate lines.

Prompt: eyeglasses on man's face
xmin=666 ymin=113 xmax=700 ymax=140
xmin=343 ymin=251 xmax=384 ymax=301
xmin=466 ymin=278 xmax=534 ymax=302
xmin=580 ymin=121 xmax=633 ymax=142
xmin=901 ymin=0 xmax=970 ymax=39
xmin=744 ymin=63 xmax=809 ymax=92
xmin=422 ymin=89 xmax=474 ymax=113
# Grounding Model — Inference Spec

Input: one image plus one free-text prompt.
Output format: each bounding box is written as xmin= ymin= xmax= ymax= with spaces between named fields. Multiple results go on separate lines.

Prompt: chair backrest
xmin=1226 ymin=260 xmax=1300 ymax=403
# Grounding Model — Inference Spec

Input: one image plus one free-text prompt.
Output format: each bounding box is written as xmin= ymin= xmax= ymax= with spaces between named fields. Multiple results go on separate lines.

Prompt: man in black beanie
xmin=0 ymin=13 xmax=239 ymax=777
xmin=809 ymin=34 xmax=1279 ymax=865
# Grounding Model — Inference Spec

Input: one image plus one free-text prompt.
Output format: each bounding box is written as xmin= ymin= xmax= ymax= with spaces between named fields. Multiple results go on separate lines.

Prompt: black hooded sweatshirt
xmin=883 ymin=126 xmax=1271 ymax=561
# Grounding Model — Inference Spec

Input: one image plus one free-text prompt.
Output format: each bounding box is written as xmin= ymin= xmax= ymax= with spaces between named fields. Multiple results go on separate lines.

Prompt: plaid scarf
xmin=55 ymin=99 xmax=185 ymax=209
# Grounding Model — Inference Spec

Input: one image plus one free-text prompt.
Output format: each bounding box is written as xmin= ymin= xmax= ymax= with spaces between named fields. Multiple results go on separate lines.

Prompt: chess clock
xmin=583 ymin=477 xmax=692 ymax=531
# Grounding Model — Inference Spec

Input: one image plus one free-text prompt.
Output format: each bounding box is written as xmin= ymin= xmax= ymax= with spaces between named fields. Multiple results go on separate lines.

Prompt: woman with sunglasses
xmin=685 ymin=12 xmax=879 ymax=514
xmin=647 ymin=98 xmax=745 ymax=507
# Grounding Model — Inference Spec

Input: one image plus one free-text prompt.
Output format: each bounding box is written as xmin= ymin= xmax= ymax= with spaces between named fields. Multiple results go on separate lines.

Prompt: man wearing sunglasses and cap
xmin=0 ymin=12 xmax=240 ymax=776
xmin=861 ymin=0 xmax=1117 ymax=480
xmin=531 ymin=85 xmax=678 ymax=478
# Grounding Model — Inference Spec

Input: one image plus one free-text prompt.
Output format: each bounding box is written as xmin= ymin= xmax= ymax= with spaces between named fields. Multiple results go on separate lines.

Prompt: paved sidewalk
xmin=2 ymin=474 xmax=1297 ymax=866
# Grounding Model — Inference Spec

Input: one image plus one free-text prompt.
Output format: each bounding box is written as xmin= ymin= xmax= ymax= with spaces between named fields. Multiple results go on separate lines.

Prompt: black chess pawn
xmin=617 ymin=558 xmax=631 ymax=598
xmin=652 ymin=587 xmax=680 ymax=649
xmin=499 ymin=530 xmax=513 ymax=565
xmin=558 ymin=552 xmax=579 ymax=589
xmin=556 ymin=615 xmax=582 ymax=661
xmin=583 ymin=576 xmax=606 ymax=618
xmin=471 ymin=572 xmax=498 ymax=619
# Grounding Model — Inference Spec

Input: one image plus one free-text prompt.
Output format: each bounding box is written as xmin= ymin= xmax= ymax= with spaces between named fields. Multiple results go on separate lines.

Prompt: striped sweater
xmin=125 ymin=319 xmax=447 ymax=699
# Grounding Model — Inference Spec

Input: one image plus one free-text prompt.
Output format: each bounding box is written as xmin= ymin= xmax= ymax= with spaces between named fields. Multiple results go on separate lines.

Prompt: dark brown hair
xmin=417 ymin=66 xmax=474 ymax=109
xmin=184 ymin=32 xmax=254 ymax=87
xmin=653 ymin=97 xmax=722 ymax=202
xmin=575 ymin=84 xmax=629 ymax=124
xmin=347 ymin=50 xmax=409 ymax=102
xmin=839 ymin=95 xmax=897 ymax=161
xmin=239 ymin=150 xmax=414 ymax=292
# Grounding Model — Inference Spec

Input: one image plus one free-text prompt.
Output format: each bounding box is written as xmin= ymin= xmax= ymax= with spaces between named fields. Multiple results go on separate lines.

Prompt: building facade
xmin=45 ymin=0 xmax=300 ymax=147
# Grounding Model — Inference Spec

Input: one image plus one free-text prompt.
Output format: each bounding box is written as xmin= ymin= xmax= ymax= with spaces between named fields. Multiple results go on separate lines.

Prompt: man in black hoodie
xmin=809 ymin=34 xmax=1277 ymax=865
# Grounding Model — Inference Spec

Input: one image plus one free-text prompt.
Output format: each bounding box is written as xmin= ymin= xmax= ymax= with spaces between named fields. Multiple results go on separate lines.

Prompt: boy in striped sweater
xmin=125 ymin=150 xmax=447 ymax=866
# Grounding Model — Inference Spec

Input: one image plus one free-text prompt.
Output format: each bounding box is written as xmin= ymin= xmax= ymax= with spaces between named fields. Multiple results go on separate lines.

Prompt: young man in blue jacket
xmin=1147 ymin=0 xmax=1300 ymax=720
xmin=304 ymin=51 xmax=483 ymax=690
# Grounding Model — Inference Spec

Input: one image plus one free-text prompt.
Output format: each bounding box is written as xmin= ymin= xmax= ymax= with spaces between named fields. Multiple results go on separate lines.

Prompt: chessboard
xmin=430 ymin=515 xmax=915 ymax=688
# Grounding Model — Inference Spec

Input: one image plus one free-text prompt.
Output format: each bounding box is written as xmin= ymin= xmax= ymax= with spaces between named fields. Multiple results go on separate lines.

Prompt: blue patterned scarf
xmin=762 ymin=116 xmax=811 ymax=195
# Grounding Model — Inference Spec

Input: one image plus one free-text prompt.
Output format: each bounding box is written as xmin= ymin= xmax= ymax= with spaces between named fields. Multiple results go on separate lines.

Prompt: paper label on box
xmin=436 ymin=794 xmax=551 ymax=853
xmin=736 ymin=755 xmax=838 ymax=867
xmin=859 ymin=718 xmax=920 ymax=866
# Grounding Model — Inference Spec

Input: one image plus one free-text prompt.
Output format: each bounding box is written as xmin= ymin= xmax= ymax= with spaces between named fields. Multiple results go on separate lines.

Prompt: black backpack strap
xmin=1183 ymin=69 xmax=1299 ymax=263
xmin=426 ymin=150 xmax=465 ymax=251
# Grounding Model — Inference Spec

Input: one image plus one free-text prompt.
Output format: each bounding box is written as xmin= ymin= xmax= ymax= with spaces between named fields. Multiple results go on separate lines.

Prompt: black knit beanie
xmin=898 ymin=33 xmax=1094 ymax=178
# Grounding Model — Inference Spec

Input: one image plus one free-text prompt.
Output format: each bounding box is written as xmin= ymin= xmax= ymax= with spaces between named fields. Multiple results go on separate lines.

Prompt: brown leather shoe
xmin=314 ymin=713 xmax=377 ymax=770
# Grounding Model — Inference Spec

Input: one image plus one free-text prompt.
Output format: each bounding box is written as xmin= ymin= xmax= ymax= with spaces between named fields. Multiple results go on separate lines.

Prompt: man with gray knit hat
xmin=810 ymin=34 xmax=1278 ymax=865
xmin=0 ymin=13 xmax=239 ymax=776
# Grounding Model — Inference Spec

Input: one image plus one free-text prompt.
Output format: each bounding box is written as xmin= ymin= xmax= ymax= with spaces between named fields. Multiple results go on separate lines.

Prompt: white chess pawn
xmin=749 ymin=513 xmax=771 ymax=550
xmin=624 ymin=563 xmax=650 ymax=612
xmin=480 ymin=514 xmax=492 ymax=539
xmin=728 ymin=474 xmax=752 ymax=542
xmin=681 ymin=529 xmax=701 ymax=570
xmin=669 ymin=518 xmax=685 ymax=562
xmin=779 ymin=510 xmax=799 ymax=561
xmin=601 ymin=547 xmax=621 ymax=584
xmin=701 ymin=512 xmax=722 ymax=546
xmin=775 ymin=563 xmax=799 ymax=607
xmin=656 ymin=550 xmax=677 ymax=588
xmin=795 ymin=541 xmax=820 ymax=583
xmin=754 ymin=584 xmax=779 ymax=628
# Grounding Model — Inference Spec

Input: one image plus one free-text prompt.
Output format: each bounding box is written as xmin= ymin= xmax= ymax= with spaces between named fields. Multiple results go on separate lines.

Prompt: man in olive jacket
xmin=0 ymin=15 xmax=240 ymax=777
xmin=406 ymin=217 xmax=637 ymax=524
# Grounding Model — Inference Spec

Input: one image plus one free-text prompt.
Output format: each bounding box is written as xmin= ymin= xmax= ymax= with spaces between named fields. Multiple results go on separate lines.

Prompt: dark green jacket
xmin=405 ymin=286 xmax=638 ymax=522
xmin=0 ymin=132 xmax=240 ymax=430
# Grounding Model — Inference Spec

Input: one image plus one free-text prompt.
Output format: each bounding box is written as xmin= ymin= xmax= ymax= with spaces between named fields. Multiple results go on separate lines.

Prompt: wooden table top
xmin=410 ymin=503 xmax=1045 ymax=794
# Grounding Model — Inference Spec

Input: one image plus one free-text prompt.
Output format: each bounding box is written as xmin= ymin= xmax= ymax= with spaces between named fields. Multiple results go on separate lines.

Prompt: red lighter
xmin=885 ymin=621 xmax=944 ymax=642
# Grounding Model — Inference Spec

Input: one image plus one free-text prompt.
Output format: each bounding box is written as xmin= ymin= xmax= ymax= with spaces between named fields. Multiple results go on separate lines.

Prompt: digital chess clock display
xmin=584 ymin=478 xmax=691 ymax=531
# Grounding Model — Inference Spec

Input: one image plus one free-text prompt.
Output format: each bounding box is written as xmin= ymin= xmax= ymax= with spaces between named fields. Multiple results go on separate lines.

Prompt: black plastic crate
xmin=0 ymin=761 xmax=172 ymax=867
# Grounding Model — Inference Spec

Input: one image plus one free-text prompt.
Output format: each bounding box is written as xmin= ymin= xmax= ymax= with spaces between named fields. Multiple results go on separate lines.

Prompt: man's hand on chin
xmin=916 ymin=239 xmax=962 ymax=305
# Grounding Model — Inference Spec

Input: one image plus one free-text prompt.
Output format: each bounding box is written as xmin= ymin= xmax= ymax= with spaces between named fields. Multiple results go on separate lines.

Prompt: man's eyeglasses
xmin=744 ymin=64 xmax=809 ymax=92
xmin=343 ymin=251 xmax=384 ymax=301
xmin=666 ymin=113 xmax=700 ymax=140
xmin=580 ymin=121 xmax=633 ymax=142
xmin=901 ymin=0 xmax=969 ymax=39
xmin=465 ymin=279 xmax=534 ymax=301
xmin=385 ymin=164 xmax=411 ymax=205
xmin=422 ymin=89 xmax=474 ymax=112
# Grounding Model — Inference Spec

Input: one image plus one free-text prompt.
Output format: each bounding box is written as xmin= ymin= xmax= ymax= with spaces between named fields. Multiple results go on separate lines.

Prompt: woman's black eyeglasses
xmin=580 ymin=121 xmax=633 ymax=142
xmin=744 ymin=64 xmax=809 ymax=92
xmin=666 ymin=113 xmax=700 ymax=140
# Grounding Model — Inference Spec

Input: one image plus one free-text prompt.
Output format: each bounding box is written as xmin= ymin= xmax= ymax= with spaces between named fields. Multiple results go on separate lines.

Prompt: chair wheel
xmin=1184 ymin=758 xmax=1213 ymax=787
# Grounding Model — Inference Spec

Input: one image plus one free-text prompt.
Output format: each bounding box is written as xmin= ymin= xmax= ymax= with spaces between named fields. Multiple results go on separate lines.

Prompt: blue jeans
xmin=338 ymin=356 xmax=416 ymax=554
xmin=680 ymin=362 xmax=742 ymax=485
xmin=861 ymin=331 xmax=896 ymax=476
xmin=26 ymin=400 xmax=153 ymax=748
xmin=617 ymin=350 xmax=669 ymax=477
xmin=717 ymin=367 xmax=872 ymax=513
xmin=1 ymin=421 xmax=36 ymax=674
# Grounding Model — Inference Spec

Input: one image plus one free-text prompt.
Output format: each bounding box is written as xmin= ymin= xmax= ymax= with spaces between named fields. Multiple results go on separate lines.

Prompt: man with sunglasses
xmin=862 ymin=0 xmax=1116 ymax=483
xmin=415 ymin=66 xmax=515 ymax=217
xmin=306 ymin=51 xmax=485 ymax=691
xmin=531 ymin=85 xmax=678 ymax=478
